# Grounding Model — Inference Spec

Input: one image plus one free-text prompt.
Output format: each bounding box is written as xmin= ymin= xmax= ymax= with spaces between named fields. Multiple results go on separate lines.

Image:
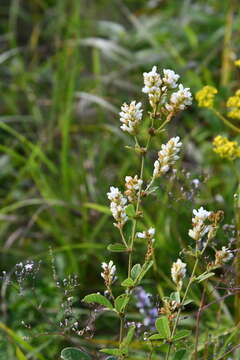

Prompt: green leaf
xmin=16 ymin=347 xmax=27 ymax=360
xmin=183 ymin=299 xmax=193 ymax=306
xmin=121 ymin=278 xmax=134 ymax=287
xmin=122 ymin=325 xmax=135 ymax=347
xmin=131 ymin=264 xmax=141 ymax=280
xmin=196 ymin=272 xmax=215 ymax=283
xmin=106 ymin=358 xmax=117 ymax=360
xmin=172 ymin=330 xmax=191 ymax=341
xmin=137 ymin=260 xmax=153 ymax=283
xmin=100 ymin=349 xmax=121 ymax=356
xmin=107 ymin=243 xmax=127 ymax=252
xmin=155 ymin=317 xmax=171 ymax=339
xmin=82 ymin=293 xmax=113 ymax=309
xmin=125 ymin=204 xmax=135 ymax=217
xmin=170 ymin=291 xmax=180 ymax=303
xmin=61 ymin=348 xmax=91 ymax=360
xmin=114 ymin=294 xmax=129 ymax=313
xmin=148 ymin=333 xmax=165 ymax=340
xmin=172 ymin=349 xmax=187 ymax=360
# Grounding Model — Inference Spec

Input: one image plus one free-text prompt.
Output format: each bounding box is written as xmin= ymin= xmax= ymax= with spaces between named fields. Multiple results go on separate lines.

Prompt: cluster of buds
xmin=159 ymin=297 xmax=179 ymax=320
xmin=153 ymin=136 xmax=182 ymax=176
xmin=188 ymin=207 xmax=213 ymax=242
xmin=142 ymin=66 xmax=192 ymax=111
xmin=101 ymin=261 xmax=116 ymax=288
xmin=124 ymin=175 xmax=143 ymax=202
xmin=142 ymin=66 xmax=163 ymax=107
xmin=171 ymin=259 xmax=187 ymax=290
xmin=214 ymin=246 xmax=233 ymax=266
xmin=137 ymin=228 xmax=155 ymax=242
xmin=119 ymin=101 xmax=143 ymax=134
xmin=137 ymin=228 xmax=155 ymax=260
xmin=165 ymin=84 xmax=192 ymax=113
xmin=107 ymin=186 xmax=128 ymax=227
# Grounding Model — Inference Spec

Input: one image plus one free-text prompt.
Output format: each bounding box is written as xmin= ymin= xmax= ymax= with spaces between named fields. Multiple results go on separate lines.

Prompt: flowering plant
xmin=60 ymin=67 xmax=236 ymax=360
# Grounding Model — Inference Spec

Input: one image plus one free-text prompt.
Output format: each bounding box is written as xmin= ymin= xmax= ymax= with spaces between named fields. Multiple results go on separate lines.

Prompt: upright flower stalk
xmin=82 ymin=66 xmax=234 ymax=360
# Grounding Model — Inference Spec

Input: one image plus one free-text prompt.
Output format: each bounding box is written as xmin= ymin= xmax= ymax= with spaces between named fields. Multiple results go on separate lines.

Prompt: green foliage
xmin=61 ymin=348 xmax=91 ymax=360
xmin=155 ymin=317 xmax=171 ymax=339
xmin=1 ymin=0 xmax=240 ymax=359
xmin=82 ymin=293 xmax=113 ymax=310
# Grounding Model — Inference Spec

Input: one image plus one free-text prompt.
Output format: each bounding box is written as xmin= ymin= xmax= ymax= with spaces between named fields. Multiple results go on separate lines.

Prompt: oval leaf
xmin=114 ymin=294 xmax=129 ymax=313
xmin=172 ymin=330 xmax=191 ymax=342
xmin=197 ymin=272 xmax=215 ymax=283
xmin=155 ymin=316 xmax=170 ymax=339
xmin=100 ymin=349 xmax=121 ymax=356
xmin=148 ymin=333 xmax=165 ymax=340
xmin=61 ymin=348 xmax=91 ymax=360
xmin=107 ymin=243 xmax=127 ymax=252
xmin=82 ymin=293 xmax=113 ymax=309
xmin=121 ymin=278 xmax=134 ymax=287
xmin=131 ymin=264 xmax=141 ymax=280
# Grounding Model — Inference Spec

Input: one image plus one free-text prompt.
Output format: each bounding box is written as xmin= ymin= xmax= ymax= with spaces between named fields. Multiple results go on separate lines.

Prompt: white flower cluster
xmin=142 ymin=66 xmax=162 ymax=94
xmin=142 ymin=66 xmax=181 ymax=108
xmin=107 ymin=186 xmax=128 ymax=227
xmin=141 ymin=66 xmax=192 ymax=110
xmin=215 ymin=246 xmax=233 ymax=265
xmin=153 ymin=136 xmax=182 ymax=176
xmin=119 ymin=101 xmax=143 ymax=134
xmin=137 ymin=227 xmax=155 ymax=242
xmin=125 ymin=175 xmax=143 ymax=202
xmin=188 ymin=207 xmax=212 ymax=241
xmin=165 ymin=84 xmax=192 ymax=112
xmin=162 ymin=69 xmax=180 ymax=89
xmin=171 ymin=258 xmax=187 ymax=288
xmin=101 ymin=260 xmax=116 ymax=285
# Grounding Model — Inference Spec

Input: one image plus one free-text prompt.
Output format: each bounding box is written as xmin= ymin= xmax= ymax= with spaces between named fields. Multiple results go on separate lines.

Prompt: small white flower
xmin=162 ymin=69 xmax=180 ymax=89
xmin=188 ymin=207 xmax=212 ymax=241
xmin=120 ymin=101 xmax=143 ymax=134
xmin=166 ymin=84 xmax=192 ymax=112
xmin=171 ymin=259 xmax=187 ymax=288
xmin=107 ymin=187 xmax=128 ymax=226
xmin=137 ymin=228 xmax=155 ymax=242
xmin=25 ymin=263 xmax=34 ymax=271
xmin=125 ymin=175 xmax=143 ymax=202
xmin=192 ymin=207 xmax=211 ymax=222
xmin=215 ymin=247 xmax=233 ymax=265
xmin=153 ymin=136 xmax=182 ymax=177
xmin=101 ymin=260 xmax=116 ymax=285
xmin=142 ymin=66 xmax=162 ymax=94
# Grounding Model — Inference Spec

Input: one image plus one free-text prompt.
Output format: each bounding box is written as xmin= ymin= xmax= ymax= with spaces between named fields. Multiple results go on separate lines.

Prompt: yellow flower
xmin=195 ymin=86 xmax=218 ymax=108
xmin=234 ymin=59 xmax=240 ymax=67
xmin=213 ymin=135 xmax=240 ymax=160
xmin=226 ymin=89 xmax=240 ymax=120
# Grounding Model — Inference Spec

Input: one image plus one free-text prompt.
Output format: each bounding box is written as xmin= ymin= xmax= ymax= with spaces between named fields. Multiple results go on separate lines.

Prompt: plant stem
xmin=212 ymin=108 xmax=240 ymax=134
xmin=119 ymin=227 xmax=128 ymax=248
xmin=128 ymin=153 xmax=145 ymax=277
xmin=165 ymin=257 xmax=199 ymax=360
xmin=119 ymin=315 xmax=124 ymax=343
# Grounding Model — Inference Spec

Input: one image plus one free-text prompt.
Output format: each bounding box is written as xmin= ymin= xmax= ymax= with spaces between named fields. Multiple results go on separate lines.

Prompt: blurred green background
xmin=0 ymin=0 xmax=240 ymax=358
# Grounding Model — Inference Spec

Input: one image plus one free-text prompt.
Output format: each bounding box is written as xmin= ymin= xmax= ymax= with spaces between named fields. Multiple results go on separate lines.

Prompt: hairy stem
xmin=166 ymin=257 xmax=199 ymax=360
xmin=128 ymin=153 xmax=145 ymax=277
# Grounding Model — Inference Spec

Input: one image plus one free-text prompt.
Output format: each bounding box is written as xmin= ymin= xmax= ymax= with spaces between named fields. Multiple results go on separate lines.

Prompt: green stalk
xmin=166 ymin=257 xmax=199 ymax=360
xmin=212 ymin=108 xmax=240 ymax=134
